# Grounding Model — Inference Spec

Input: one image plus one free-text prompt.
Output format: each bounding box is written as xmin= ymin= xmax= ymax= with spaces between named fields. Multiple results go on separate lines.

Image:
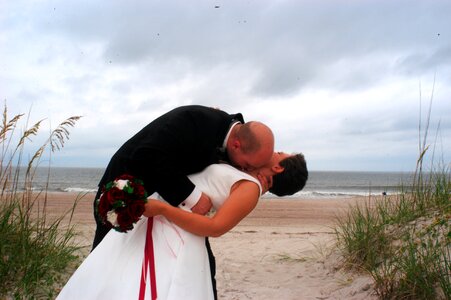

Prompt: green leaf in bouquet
xmin=123 ymin=185 xmax=133 ymax=194
xmin=112 ymin=200 xmax=126 ymax=209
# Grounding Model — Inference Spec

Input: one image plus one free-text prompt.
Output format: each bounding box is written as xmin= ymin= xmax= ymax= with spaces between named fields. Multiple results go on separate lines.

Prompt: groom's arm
xmin=131 ymin=146 xmax=212 ymax=214
xmin=155 ymin=183 xmax=211 ymax=215
xmin=130 ymin=105 xmax=226 ymax=212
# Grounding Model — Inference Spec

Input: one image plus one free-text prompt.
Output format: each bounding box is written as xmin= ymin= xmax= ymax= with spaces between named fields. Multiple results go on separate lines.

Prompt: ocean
xmin=10 ymin=167 xmax=415 ymax=199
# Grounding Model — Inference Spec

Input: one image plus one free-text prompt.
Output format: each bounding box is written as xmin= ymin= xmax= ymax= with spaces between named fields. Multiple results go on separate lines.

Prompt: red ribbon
xmin=139 ymin=217 xmax=157 ymax=300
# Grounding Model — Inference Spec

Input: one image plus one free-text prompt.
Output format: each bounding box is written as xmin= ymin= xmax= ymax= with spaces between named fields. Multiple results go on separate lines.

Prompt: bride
xmin=57 ymin=152 xmax=307 ymax=300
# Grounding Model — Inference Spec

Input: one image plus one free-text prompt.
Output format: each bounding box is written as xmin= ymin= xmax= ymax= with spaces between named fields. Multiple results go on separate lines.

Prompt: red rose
xmin=97 ymin=194 xmax=112 ymax=219
xmin=110 ymin=187 xmax=125 ymax=202
xmin=116 ymin=209 xmax=134 ymax=231
xmin=102 ymin=190 xmax=115 ymax=205
xmin=118 ymin=174 xmax=134 ymax=181
xmin=97 ymin=200 xmax=109 ymax=217
xmin=133 ymin=184 xmax=146 ymax=199
xmin=127 ymin=199 xmax=146 ymax=222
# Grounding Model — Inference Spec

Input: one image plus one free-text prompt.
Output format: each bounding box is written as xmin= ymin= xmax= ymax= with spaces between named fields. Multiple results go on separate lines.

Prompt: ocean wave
xmin=61 ymin=187 xmax=98 ymax=193
xmin=2 ymin=186 xmax=97 ymax=193
xmin=262 ymin=190 xmax=401 ymax=199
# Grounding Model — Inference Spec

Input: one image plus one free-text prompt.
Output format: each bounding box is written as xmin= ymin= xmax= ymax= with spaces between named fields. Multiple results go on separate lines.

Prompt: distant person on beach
xmin=91 ymin=105 xmax=276 ymax=297
xmin=58 ymin=152 xmax=308 ymax=299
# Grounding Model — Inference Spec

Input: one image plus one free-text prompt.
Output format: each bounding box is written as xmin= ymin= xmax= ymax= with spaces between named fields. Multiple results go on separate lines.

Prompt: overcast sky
xmin=1 ymin=0 xmax=450 ymax=172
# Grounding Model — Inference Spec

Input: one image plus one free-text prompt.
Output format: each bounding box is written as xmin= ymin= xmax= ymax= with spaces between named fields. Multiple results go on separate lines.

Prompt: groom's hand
xmin=191 ymin=192 xmax=213 ymax=215
xmin=257 ymin=174 xmax=273 ymax=194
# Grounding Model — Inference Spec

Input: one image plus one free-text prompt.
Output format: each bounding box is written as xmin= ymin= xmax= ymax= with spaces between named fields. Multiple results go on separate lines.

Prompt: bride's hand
xmin=143 ymin=198 xmax=163 ymax=217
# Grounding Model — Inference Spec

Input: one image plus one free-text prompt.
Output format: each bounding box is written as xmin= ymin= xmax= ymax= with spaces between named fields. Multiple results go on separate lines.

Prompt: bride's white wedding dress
xmin=57 ymin=164 xmax=260 ymax=300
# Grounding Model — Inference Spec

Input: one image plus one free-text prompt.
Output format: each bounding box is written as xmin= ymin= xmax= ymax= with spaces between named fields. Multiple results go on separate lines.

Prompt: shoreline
xmin=42 ymin=192 xmax=371 ymax=236
xmin=44 ymin=192 xmax=376 ymax=299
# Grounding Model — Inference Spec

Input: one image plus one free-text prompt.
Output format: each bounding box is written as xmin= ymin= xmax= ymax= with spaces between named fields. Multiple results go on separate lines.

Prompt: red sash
xmin=139 ymin=217 xmax=157 ymax=300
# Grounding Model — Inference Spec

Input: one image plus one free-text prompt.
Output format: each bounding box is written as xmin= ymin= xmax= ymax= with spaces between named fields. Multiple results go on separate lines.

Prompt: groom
xmin=92 ymin=105 xmax=274 ymax=298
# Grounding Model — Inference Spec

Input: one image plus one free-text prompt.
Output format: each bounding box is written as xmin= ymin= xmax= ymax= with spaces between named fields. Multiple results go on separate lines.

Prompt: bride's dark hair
xmin=269 ymin=153 xmax=308 ymax=196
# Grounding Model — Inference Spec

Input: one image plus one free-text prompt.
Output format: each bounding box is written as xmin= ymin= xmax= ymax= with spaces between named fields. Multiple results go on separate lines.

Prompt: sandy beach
xmin=46 ymin=192 xmax=377 ymax=300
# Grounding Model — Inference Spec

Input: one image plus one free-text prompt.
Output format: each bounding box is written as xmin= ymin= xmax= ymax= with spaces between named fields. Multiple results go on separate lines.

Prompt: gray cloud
xmin=2 ymin=0 xmax=451 ymax=171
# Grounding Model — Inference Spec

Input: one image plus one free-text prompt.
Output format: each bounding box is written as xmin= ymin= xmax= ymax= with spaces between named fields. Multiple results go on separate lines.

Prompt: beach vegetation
xmin=335 ymin=90 xmax=450 ymax=299
xmin=0 ymin=104 xmax=82 ymax=298
xmin=335 ymin=168 xmax=450 ymax=299
xmin=276 ymin=253 xmax=309 ymax=263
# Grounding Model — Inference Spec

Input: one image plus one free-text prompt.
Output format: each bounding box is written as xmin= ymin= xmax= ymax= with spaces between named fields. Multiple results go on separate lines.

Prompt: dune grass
xmin=335 ymin=151 xmax=450 ymax=299
xmin=335 ymin=168 xmax=450 ymax=299
xmin=0 ymin=105 xmax=82 ymax=298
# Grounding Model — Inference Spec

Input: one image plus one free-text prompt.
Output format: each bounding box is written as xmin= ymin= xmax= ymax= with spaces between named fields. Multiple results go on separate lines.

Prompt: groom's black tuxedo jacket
xmin=97 ymin=105 xmax=244 ymax=207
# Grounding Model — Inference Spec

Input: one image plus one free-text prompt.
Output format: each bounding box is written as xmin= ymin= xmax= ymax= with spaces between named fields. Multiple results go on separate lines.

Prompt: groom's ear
xmin=232 ymin=139 xmax=241 ymax=150
xmin=272 ymin=164 xmax=284 ymax=174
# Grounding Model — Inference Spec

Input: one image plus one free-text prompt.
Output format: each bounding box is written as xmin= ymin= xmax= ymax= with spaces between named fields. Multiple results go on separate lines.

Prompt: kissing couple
xmin=57 ymin=105 xmax=308 ymax=300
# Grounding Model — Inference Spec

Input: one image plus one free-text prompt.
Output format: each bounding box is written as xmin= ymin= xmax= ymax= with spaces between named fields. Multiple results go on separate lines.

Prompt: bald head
xmin=238 ymin=121 xmax=274 ymax=153
xmin=227 ymin=121 xmax=274 ymax=171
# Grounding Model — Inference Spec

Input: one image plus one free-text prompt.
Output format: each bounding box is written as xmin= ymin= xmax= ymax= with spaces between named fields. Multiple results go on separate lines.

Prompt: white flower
xmin=107 ymin=210 xmax=118 ymax=226
xmin=115 ymin=179 xmax=129 ymax=190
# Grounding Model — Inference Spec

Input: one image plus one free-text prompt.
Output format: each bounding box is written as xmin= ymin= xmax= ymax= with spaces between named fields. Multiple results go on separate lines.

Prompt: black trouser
xmin=206 ymin=237 xmax=218 ymax=300
xmin=92 ymin=219 xmax=111 ymax=251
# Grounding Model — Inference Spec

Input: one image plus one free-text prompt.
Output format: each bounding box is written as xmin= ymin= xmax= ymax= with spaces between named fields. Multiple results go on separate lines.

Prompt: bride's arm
xmin=143 ymin=180 xmax=259 ymax=237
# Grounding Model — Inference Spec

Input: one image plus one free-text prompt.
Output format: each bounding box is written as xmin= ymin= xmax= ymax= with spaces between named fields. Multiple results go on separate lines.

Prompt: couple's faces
xmin=257 ymin=152 xmax=291 ymax=177
xmin=229 ymin=147 xmax=273 ymax=172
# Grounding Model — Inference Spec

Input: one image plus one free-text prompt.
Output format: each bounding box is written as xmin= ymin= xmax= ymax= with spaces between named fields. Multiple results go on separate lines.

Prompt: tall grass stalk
xmin=335 ymin=89 xmax=450 ymax=299
xmin=0 ymin=105 xmax=82 ymax=298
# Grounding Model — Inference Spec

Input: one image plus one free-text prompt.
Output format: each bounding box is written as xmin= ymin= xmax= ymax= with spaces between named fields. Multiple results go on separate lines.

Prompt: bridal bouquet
xmin=96 ymin=174 xmax=148 ymax=232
